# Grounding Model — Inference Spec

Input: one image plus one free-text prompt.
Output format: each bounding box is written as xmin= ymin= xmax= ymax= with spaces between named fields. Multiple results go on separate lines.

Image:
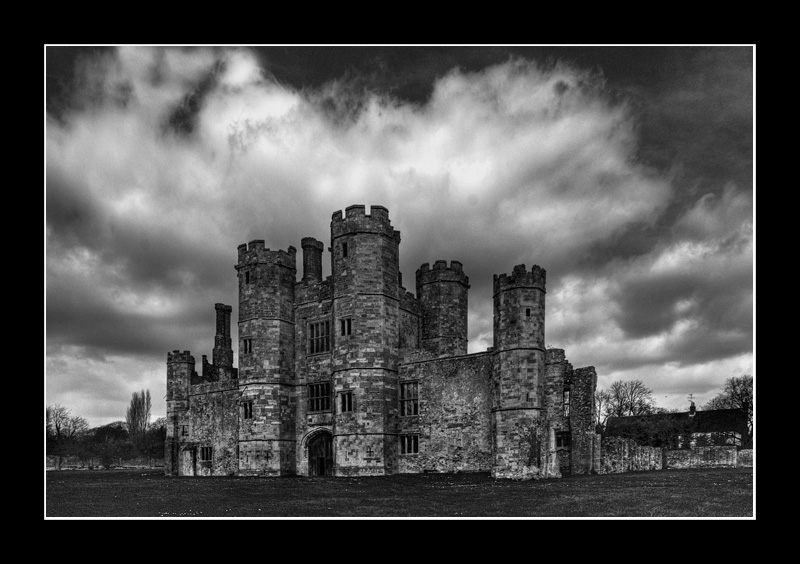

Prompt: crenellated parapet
xmin=493 ymin=264 xmax=546 ymax=295
xmin=168 ymin=350 xmax=195 ymax=364
xmin=400 ymin=289 xmax=422 ymax=316
xmin=416 ymin=260 xmax=470 ymax=293
xmin=236 ymin=240 xmax=297 ymax=270
xmin=331 ymin=204 xmax=398 ymax=240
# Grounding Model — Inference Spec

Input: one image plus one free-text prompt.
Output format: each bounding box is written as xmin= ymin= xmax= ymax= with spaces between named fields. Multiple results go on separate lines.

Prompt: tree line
xmin=46 ymin=390 xmax=166 ymax=469
xmin=594 ymin=375 xmax=753 ymax=448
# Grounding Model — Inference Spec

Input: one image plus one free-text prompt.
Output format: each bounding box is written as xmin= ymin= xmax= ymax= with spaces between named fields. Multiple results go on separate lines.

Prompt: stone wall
xmin=664 ymin=446 xmax=739 ymax=469
xmin=737 ymin=448 xmax=753 ymax=467
xmin=397 ymin=352 xmax=493 ymax=473
xmin=399 ymin=290 xmax=422 ymax=358
xmin=599 ymin=436 xmax=663 ymax=474
xmin=187 ymin=381 xmax=239 ymax=476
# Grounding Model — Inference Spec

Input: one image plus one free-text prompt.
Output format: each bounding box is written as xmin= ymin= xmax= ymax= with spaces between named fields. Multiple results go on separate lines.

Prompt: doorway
xmin=308 ymin=431 xmax=333 ymax=476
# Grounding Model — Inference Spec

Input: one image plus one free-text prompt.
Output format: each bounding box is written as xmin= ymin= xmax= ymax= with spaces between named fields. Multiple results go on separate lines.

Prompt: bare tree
xmin=46 ymin=404 xmax=89 ymax=469
xmin=594 ymin=389 xmax=613 ymax=428
xmin=703 ymin=374 xmax=753 ymax=446
xmin=126 ymin=389 xmax=152 ymax=444
xmin=606 ymin=380 xmax=657 ymax=418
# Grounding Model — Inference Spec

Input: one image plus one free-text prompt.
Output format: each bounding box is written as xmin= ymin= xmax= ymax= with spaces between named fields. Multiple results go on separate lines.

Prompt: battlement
xmin=301 ymin=237 xmax=324 ymax=251
xmin=331 ymin=204 xmax=395 ymax=238
xmin=168 ymin=350 xmax=195 ymax=363
xmin=237 ymin=241 xmax=297 ymax=268
xmin=416 ymin=260 xmax=470 ymax=287
xmin=493 ymin=264 xmax=546 ymax=294
xmin=400 ymin=289 xmax=422 ymax=315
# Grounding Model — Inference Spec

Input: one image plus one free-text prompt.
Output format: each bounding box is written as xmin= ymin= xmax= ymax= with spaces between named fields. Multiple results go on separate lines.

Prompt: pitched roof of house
xmin=605 ymin=408 xmax=748 ymax=436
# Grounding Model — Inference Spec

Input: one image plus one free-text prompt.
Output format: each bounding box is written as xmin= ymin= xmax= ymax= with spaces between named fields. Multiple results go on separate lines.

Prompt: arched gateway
xmin=307 ymin=431 xmax=333 ymax=476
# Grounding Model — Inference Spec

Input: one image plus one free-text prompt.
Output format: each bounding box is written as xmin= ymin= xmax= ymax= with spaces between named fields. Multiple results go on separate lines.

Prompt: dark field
xmin=46 ymin=467 xmax=753 ymax=518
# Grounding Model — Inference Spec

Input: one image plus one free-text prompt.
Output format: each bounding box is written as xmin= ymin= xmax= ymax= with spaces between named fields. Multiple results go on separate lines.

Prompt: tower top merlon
xmin=416 ymin=259 xmax=470 ymax=288
xmin=236 ymin=241 xmax=297 ymax=270
xmin=301 ymin=237 xmax=324 ymax=251
xmin=331 ymin=204 xmax=395 ymax=238
xmin=167 ymin=350 xmax=195 ymax=363
xmin=493 ymin=264 xmax=546 ymax=294
xmin=214 ymin=303 xmax=232 ymax=313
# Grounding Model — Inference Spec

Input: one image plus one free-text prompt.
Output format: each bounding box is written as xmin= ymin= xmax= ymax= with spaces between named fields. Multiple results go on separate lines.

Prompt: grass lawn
xmin=45 ymin=467 xmax=753 ymax=518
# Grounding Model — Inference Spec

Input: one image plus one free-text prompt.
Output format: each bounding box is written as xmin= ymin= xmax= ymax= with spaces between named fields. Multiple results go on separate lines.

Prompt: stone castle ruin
xmin=165 ymin=205 xmax=598 ymax=479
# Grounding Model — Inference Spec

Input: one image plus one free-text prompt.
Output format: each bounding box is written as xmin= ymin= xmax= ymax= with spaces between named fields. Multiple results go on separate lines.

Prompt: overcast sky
xmin=45 ymin=46 xmax=754 ymax=427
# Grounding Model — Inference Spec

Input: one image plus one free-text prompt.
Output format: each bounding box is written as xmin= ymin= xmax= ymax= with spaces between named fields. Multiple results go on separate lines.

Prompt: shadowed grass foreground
xmin=46 ymin=467 xmax=753 ymax=518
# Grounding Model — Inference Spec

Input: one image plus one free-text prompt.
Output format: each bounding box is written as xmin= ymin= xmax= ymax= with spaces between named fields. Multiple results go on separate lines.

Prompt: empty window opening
xmin=245 ymin=271 xmax=250 ymax=284
xmin=181 ymin=425 xmax=188 ymax=437
xmin=563 ymin=389 xmax=571 ymax=417
xmin=400 ymin=381 xmax=419 ymax=416
xmin=242 ymin=401 xmax=253 ymax=419
xmin=308 ymin=321 xmax=331 ymax=354
xmin=400 ymin=434 xmax=419 ymax=454
xmin=243 ymin=338 xmax=253 ymax=354
xmin=526 ymin=308 xmax=531 ymax=317
xmin=556 ymin=431 xmax=571 ymax=448
xmin=200 ymin=446 xmax=212 ymax=462
xmin=340 ymin=318 xmax=352 ymax=336
xmin=340 ymin=391 xmax=353 ymax=413
xmin=308 ymin=382 xmax=332 ymax=412
xmin=342 ymin=242 xmax=348 ymax=258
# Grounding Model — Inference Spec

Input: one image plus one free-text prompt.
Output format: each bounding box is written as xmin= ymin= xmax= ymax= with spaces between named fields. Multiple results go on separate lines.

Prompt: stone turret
xmin=329 ymin=204 xmax=401 ymax=475
xmin=165 ymin=350 xmax=195 ymax=476
xmin=491 ymin=264 xmax=551 ymax=479
xmin=235 ymin=240 xmax=297 ymax=476
xmin=416 ymin=260 xmax=470 ymax=357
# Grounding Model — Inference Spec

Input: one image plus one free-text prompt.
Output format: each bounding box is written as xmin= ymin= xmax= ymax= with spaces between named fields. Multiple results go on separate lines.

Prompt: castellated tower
xmin=165 ymin=350 xmax=195 ymax=476
xmin=329 ymin=205 xmax=401 ymax=475
xmin=416 ymin=260 xmax=469 ymax=357
xmin=235 ymin=241 xmax=297 ymax=475
xmin=491 ymin=264 xmax=557 ymax=479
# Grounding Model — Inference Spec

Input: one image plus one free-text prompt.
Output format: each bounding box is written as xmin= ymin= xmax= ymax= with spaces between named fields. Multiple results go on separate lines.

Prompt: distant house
xmin=605 ymin=402 xmax=749 ymax=449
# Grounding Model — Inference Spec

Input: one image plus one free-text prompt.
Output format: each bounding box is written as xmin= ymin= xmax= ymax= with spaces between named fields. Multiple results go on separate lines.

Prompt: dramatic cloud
xmin=46 ymin=46 xmax=753 ymax=425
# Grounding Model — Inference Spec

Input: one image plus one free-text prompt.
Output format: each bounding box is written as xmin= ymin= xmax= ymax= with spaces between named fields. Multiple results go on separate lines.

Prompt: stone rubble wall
xmin=664 ymin=446 xmax=739 ymax=469
xmin=598 ymin=436 xmax=663 ymax=474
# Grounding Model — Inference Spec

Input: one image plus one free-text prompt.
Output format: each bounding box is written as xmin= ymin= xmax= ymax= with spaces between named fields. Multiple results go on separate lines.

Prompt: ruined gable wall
xmin=188 ymin=380 xmax=239 ymax=476
xmin=397 ymin=353 xmax=493 ymax=473
xmin=569 ymin=367 xmax=597 ymax=475
xmin=544 ymin=348 xmax=570 ymax=475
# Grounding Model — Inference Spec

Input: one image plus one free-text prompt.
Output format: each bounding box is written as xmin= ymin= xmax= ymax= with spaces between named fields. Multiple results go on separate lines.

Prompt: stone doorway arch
xmin=307 ymin=430 xmax=333 ymax=476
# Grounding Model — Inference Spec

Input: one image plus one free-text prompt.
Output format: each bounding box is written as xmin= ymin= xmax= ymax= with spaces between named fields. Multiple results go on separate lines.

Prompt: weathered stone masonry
xmin=165 ymin=205 xmax=598 ymax=479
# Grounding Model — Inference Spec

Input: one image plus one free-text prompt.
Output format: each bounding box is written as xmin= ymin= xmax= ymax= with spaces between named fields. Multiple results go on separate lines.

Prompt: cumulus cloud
xmin=547 ymin=182 xmax=753 ymax=410
xmin=45 ymin=46 xmax=752 ymax=425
